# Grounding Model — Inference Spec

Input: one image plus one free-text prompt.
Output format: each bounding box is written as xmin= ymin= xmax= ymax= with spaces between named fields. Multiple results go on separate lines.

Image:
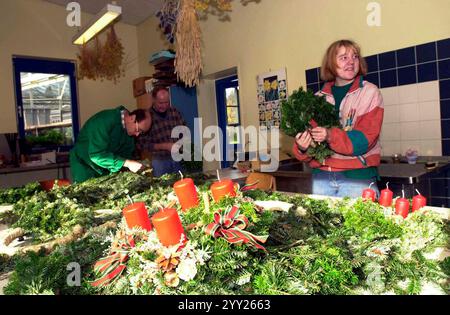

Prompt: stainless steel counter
xmin=378 ymin=162 xmax=450 ymax=184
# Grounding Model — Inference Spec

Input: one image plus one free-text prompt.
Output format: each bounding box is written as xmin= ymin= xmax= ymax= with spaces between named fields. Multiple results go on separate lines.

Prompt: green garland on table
xmin=3 ymin=235 xmax=110 ymax=295
xmin=2 ymin=172 xmax=449 ymax=295
xmin=280 ymin=87 xmax=341 ymax=163
xmin=2 ymin=172 xmax=199 ymax=242
xmin=0 ymin=182 xmax=42 ymax=205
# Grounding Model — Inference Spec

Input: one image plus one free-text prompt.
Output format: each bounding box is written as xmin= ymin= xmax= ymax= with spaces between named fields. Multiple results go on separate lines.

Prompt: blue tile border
xmin=441 ymin=99 xmax=450 ymax=119
xmin=441 ymin=119 xmax=450 ymax=139
xmin=397 ymin=66 xmax=417 ymax=85
xmin=365 ymin=55 xmax=378 ymax=72
xmin=364 ymin=72 xmax=379 ymax=87
xmin=437 ymin=38 xmax=450 ymax=59
xmin=430 ymin=196 xmax=450 ymax=208
xmin=443 ymin=138 xmax=450 ymax=151
xmin=430 ymin=178 xmax=448 ymax=197
xmin=418 ymin=62 xmax=438 ymax=83
xmin=416 ymin=42 xmax=437 ymax=63
xmin=443 ymin=139 xmax=450 ymax=156
xmin=380 ymin=69 xmax=397 ymax=88
xmin=396 ymin=47 xmax=416 ymax=67
xmin=439 ymin=59 xmax=450 ymax=80
xmin=305 ymin=39 xmax=450 ymax=87
xmin=379 ymin=51 xmax=396 ymax=70
xmin=440 ymin=79 xmax=450 ymax=99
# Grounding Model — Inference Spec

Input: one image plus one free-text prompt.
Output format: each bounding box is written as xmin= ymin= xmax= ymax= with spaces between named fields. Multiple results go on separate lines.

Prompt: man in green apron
xmin=70 ymin=106 xmax=152 ymax=183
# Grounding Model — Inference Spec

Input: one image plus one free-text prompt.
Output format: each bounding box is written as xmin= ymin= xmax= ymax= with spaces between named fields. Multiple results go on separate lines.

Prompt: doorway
xmin=215 ymin=75 xmax=242 ymax=168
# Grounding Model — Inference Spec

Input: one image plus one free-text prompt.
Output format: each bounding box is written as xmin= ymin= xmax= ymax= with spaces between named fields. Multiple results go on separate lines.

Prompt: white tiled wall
xmin=380 ymin=81 xmax=442 ymax=156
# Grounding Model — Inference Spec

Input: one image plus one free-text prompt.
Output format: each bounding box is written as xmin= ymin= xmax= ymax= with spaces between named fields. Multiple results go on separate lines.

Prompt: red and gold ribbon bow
xmin=204 ymin=206 xmax=268 ymax=251
xmin=240 ymin=181 xmax=259 ymax=192
xmin=91 ymin=234 xmax=136 ymax=287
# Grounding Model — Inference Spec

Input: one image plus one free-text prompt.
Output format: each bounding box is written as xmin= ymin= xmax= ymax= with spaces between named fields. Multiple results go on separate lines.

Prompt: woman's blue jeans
xmin=152 ymin=159 xmax=182 ymax=177
xmin=312 ymin=171 xmax=379 ymax=198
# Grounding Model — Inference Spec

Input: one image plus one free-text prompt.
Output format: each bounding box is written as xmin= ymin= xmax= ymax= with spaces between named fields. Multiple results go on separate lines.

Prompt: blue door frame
xmin=215 ymin=75 xmax=240 ymax=168
xmin=13 ymin=57 xmax=80 ymax=152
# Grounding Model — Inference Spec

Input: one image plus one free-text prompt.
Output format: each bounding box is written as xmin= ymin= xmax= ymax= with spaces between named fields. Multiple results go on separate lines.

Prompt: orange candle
xmin=211 ymin=179 xmax=237 ymax=202
xmin=174 ymin=178 xmax=199 ymax=211
xmin=123 ymin=202 xmax=152 ymax=231
xmin=151 ymin=208 xmax=185 ymax=247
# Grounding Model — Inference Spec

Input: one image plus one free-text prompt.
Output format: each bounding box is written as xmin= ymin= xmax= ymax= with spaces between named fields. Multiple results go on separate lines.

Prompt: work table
xmin=0 ymin=163 xmax=70 ymax=189
xmin=0 ymin=162 xmax=69 ymax=175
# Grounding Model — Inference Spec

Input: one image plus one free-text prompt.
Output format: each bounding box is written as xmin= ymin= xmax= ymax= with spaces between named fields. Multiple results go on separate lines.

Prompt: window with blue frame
xmin=216 ymin=75 xmax=242 ymax=168
xmin=13 ymin=57 xmax=79 ymax=154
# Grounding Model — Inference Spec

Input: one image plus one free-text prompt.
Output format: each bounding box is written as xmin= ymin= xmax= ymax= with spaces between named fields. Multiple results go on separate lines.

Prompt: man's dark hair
xmin=130 ymin=109 xmax=150 ymax=122
xmin=151 ymin=86 xmax=169 ymax=98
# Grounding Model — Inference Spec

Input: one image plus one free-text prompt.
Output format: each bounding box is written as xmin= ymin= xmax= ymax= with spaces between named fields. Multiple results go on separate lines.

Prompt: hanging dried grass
xmin=175 ymin=0 xmax=203 ymax=87
xmin=195 ymin=0 xmax=232 ymax=12
xmin=77 ymin=26 xmax=125 ymax=84
xmin=99 ymin=25 xmax=125 ymax=83
xmin=78 ymin=42 xmax=95 ymax=80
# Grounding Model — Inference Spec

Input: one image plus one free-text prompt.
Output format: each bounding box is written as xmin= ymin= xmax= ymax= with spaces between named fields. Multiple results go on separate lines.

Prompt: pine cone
xmin=156 ymin=251 xmax=181 ymax=272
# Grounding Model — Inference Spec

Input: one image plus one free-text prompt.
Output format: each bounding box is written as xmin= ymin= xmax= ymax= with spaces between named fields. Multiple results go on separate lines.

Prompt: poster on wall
xmin=256 ymin=68 xmax=287 ymax=130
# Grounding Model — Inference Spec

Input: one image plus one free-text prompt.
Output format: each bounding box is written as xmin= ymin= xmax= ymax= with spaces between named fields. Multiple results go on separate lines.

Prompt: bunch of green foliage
xmin=12 ymin=192 xmax=94 ymax=241
xmin=0 ymin=182 xmax=42 ymax=205
xmin=26 ymin=129 xmax=64 ymax=146
xmin=4 ymin=236 xmax=109 ymax=295
xmin=280 ymin=87 xmax=340 ymax=162
xmin=3 ymin=172 xmax=212 ymax=242
xmin=254 ymin=244 xmax=359 ymax=295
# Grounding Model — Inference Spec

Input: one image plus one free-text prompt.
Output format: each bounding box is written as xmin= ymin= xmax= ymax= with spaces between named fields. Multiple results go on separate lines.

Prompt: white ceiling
xmin=43 ymin=0 xmax=164 ymax=25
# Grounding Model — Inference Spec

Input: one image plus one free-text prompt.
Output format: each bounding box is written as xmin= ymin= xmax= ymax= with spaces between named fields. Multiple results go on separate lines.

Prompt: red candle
xmin=174 ymin=178 xmax=199 ymax=212
xmin=211 ymin=179 xmax=237 ymax=202
xmin=362 ymin=182 xmax=376 ymax=202
xmin=395 ymin=198 xmax=410 ymax=218
xmin=123 ymin=202 xmax=152 ymax=231
xmin=412 ymin=189 xmax=427 ymax=211
xmin=151 ymin=208 xmax=185 ymax=247
xmin=362 ymin=189 xmax=376 ymax=202
xmin=378 ymin=182 xmax=393 ymax=207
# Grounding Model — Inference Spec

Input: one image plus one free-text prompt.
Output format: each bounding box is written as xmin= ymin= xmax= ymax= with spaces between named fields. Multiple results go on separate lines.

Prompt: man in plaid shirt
xmin=138 ymin=86 xmax=186 ymax=176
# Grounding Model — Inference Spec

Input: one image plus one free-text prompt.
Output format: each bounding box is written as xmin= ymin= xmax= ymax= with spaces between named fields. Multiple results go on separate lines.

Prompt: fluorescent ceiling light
xmin=72 ymin=4 xmax=122 ymax=45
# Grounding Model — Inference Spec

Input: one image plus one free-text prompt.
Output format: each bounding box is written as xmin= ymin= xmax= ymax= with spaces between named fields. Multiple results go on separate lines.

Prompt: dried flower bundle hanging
xmin=77 ymin=26 xmax=125 ymax=84
xmin=99 ymin=26 xmax=125 ymax=83
xmin=77 ymin=37 xmax=102 ymax=81
xmin=195 ymin=0 xmax=232 ymax=20
xmin=195 ymin=0 xmax=232 ymax=12
xmin=174 ymin=0 xmax=203 ymax=87
xmin=156 ymin=0 xmax=180 ymax=44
